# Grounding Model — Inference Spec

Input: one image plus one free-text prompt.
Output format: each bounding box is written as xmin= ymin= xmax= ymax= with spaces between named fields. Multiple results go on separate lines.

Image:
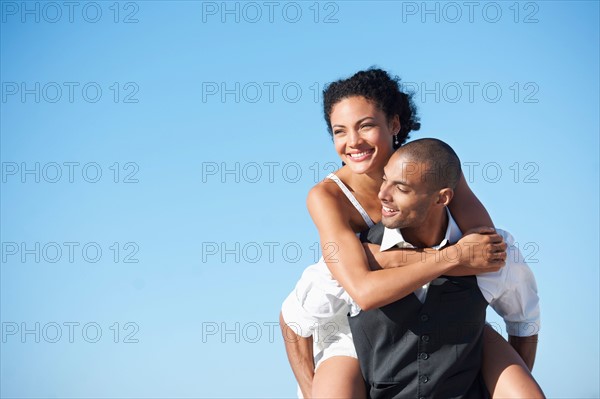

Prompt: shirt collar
xmin=380 ymin=208 xmax=462 ymax=251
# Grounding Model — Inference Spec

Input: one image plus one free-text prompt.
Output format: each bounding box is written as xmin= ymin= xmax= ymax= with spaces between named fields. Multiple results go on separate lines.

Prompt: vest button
xmin=419 ymin=352 xmax=429 ymax=360
xmin=421 ymin=335 xmax=430 ymax=343
xmin=420 ymin=375 xmax=429 ymax=383
xmin=420 ymin=314 xmax=429 ymax=322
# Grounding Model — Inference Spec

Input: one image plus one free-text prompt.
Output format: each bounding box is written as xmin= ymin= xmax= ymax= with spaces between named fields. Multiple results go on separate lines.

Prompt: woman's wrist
xmin=438 ymin=245 xmax=463 ymax=270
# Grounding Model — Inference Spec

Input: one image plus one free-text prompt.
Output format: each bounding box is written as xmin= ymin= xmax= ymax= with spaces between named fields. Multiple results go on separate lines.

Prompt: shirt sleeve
xmin=281 ymin=261 xmax=351 ymax=338
xmin=479 ymin=229 xmax=541 ymax=337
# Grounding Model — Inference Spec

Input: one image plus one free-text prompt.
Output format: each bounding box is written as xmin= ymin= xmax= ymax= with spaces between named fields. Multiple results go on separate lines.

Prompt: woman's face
xmin=330 ymin=96 xmax=399 ymax=175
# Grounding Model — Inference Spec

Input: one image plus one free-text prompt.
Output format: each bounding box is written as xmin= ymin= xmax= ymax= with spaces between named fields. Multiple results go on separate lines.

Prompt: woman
xmin=280 ymin=68 xmax=543 ymax=398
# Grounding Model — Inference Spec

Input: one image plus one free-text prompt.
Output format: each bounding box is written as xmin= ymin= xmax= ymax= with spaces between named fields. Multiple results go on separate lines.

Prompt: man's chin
xmin=381 ymin=217 xmax=403 ymax=229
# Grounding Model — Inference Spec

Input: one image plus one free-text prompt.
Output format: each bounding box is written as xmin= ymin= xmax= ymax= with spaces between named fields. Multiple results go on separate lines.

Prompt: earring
xmin=394 ymin=133 xmax=399 ymax=146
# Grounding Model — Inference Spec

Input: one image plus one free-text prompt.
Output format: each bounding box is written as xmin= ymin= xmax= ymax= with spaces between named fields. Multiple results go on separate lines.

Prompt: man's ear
xmin=436 ymin=188 xmax=454 ymax=207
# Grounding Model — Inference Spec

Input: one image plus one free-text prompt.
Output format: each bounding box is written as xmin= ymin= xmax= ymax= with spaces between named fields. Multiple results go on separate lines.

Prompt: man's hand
xmin=453 ymin=226 xmax=507 ymax=272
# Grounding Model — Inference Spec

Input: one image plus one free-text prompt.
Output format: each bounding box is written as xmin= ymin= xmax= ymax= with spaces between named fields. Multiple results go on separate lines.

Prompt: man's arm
xmin=280 ymin=312 xmax=314 ymax=398
xmin=509 ymin=334 xmax=538 ymax=370
xmin=483 ymin=229 xmax=541 ymax=369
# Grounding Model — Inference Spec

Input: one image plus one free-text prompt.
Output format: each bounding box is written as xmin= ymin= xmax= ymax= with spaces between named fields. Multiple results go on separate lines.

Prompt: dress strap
xmin=326 ymin=173 xmax=375 ymax=228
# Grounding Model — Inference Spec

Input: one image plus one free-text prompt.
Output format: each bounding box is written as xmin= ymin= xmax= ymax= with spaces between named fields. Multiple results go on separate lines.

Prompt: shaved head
xmin=393 ymin=138 xmax=461 ymax=192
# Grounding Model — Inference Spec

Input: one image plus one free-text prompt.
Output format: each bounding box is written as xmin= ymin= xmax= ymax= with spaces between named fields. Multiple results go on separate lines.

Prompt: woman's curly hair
xmin=323 ymin=68 xmax=420 ymax=148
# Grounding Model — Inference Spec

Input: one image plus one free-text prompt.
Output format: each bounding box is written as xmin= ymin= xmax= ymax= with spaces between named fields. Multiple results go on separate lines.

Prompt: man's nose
xmin=378 ymin=182 xmax=390 ymax=201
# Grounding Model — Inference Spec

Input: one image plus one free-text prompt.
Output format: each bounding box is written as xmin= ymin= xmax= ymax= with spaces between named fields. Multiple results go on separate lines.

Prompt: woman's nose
xmin=347 ymin=129 xmax=361 ymax=146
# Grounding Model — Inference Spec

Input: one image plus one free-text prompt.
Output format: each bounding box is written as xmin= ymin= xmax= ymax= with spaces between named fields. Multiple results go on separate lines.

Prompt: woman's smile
xmin=346 ymin=148 xmax=375 ymax=162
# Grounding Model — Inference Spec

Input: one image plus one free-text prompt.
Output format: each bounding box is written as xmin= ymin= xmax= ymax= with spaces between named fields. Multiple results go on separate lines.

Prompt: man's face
xmin=378 ymin=152 xmax=439 ymax=229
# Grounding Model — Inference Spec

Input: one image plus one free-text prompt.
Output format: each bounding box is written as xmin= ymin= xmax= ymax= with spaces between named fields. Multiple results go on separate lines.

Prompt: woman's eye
xmin=396 ymin=186 xmax=407 ymax=193
xmin=360 ymin=124 xmax=374 ymax=130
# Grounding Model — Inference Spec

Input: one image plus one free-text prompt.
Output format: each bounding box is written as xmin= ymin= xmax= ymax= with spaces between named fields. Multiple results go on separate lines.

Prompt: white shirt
xmin=380 ymin=209 xmax=540 ymax=336
xmin=281 ymin=210 xmax=540 ymax=338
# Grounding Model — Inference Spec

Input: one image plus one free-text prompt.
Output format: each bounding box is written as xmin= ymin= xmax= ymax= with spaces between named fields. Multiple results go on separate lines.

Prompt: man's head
xmin=379 ymin=138 xmax=461 ymax=230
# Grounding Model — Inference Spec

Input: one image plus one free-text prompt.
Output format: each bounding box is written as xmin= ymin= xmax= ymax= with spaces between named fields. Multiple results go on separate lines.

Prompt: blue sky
xmin=1 ymin=1 xmax=598 ymax=397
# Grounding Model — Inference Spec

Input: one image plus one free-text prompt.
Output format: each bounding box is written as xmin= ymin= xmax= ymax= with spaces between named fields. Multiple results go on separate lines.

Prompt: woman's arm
xmin=307 ymin=185 xmax=501 ymax=311
xmin=365 ymin=172 xmax=506 ymax=275
xmin=364 ymin=228 xmax=507 ymax=276
xmin=448 ymin=171 xmax=495 ymax=230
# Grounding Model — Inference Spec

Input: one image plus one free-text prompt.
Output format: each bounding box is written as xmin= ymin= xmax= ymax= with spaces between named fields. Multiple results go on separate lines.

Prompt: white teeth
xmin=348 ymin=150 xmax=373 ymax=158
xmin=383 ymin=206 xmax=397 ymax=213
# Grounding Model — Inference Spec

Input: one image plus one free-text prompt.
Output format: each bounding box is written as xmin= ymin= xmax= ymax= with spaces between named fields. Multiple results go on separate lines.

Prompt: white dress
xmin=281 ymin=174 xmax=373 ymax=397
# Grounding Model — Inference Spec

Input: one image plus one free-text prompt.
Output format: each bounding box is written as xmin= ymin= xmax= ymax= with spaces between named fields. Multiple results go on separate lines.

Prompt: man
xmin=349 ymin=138 xmax=539 ymax=397
xmin=280 ymin=138 xmax=540 ymax=398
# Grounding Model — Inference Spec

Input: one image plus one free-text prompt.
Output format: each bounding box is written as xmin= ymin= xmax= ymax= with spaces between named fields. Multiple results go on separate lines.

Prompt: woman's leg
xmin=312 ymin=356 xmax=366 ymax=398
xmin=482 ymin=325 xmax=545 ymax=398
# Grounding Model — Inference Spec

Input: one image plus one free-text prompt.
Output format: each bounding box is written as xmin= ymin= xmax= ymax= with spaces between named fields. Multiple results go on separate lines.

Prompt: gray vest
xmin=350 ymin=223 xmax=490 ymax=399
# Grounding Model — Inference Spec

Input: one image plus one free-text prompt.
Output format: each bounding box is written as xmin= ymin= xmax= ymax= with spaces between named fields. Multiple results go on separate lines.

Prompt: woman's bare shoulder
xmin=306 ymin=174 xmax=349 ymax=226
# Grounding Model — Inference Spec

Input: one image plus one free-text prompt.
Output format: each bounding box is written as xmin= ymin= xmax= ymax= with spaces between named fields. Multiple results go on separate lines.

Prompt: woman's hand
xmin=455 ymin=226 xmax=507 ymax=269
xmin=444 ymin=227 xmax=507 ymax=276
